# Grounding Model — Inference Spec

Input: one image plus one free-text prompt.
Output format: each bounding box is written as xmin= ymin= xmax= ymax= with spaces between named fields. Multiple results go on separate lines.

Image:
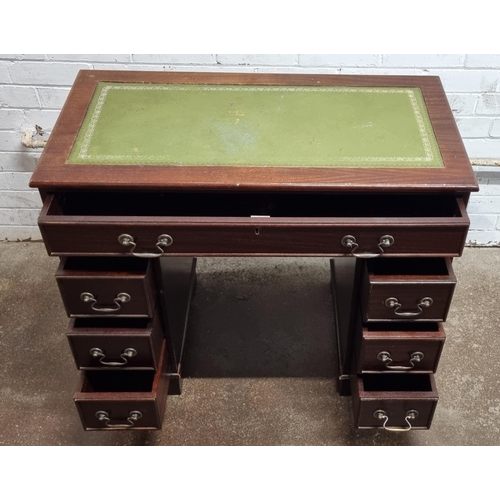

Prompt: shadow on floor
xmin=182 ymin=258 xmax=337 ymax=378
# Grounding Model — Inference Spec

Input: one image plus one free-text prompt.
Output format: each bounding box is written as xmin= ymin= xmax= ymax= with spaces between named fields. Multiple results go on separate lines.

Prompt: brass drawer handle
xmin=80 ymin=292 xmax=131 ymax=312
xmin=377 ymin=351 xmax=424 ymax=370
xmin=385 ymin=297 xmax=433 ymax=317
xmin=118 ymin=233 xmax=173 ymax=258
xmin=95 ymin=410 xmax=142 ymax=429
xmin=90 ymin=347 xmax=137 ymax=366
xmin=341 ymin=235 xmax=394 ymax=258
xmin=373 ymin=410 xmax=418 ymax=432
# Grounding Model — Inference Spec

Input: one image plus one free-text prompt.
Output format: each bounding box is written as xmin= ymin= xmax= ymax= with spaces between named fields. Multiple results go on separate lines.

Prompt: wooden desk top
xmin=30 ymin=71 xmax=478 ymax=193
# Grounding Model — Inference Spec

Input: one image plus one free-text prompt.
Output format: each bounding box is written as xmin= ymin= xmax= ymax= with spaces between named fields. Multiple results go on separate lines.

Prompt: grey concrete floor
xmin=0 ymin=242 xmax=499 ymax=445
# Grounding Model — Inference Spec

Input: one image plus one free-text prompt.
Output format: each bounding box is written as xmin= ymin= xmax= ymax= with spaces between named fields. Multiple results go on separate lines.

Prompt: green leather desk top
xmin=68 ymin=82 xmax=443 ymax=168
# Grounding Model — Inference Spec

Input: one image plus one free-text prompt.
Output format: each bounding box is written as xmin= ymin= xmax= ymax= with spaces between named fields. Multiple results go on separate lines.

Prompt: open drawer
xmin=351 ymin=374 xmax=439 ymax=430
xmin=355 ymin=319 xmax=446 ymax=373
xmin=360 ymin=258 xmax=456 ymax=322
xmin=56 ymin=257 xmax=157 ymax=318
xmin=38 ymin=191 xmax=469 ymax=257
xmin=67 ymin=312 xmax=164 ymax=371
xmin=74 ymin=340 xmax=169 ymax=430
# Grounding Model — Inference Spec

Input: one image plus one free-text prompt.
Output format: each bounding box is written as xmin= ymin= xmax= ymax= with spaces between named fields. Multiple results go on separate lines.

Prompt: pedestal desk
xmin=29 ymin=71 xmax=478 ymax=432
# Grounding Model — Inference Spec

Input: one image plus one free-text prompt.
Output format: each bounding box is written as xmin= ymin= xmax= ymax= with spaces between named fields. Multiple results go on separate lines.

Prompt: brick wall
xmin=1 ymin=54 xmax=499 ymax=244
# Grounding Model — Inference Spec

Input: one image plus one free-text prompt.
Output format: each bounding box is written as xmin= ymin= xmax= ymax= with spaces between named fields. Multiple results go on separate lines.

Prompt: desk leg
xmin=153 ymin=258 xmax=197 ymax=396
xmin=330 ymin=258 xmax=363 ymax=396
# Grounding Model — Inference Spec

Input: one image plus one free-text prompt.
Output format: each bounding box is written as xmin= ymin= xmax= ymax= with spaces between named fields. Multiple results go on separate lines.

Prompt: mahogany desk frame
xmin=30 ymin=71 xmax=478 ymax=431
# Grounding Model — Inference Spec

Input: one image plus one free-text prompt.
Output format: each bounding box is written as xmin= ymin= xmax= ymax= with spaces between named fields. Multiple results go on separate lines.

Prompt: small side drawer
xmin=351 ymin=374 xmax=439 ymax=430
xmin=74 ymin=341 xmax=169 ymax=431
xmin=56 ymin=257 xmax=157 ymax=318
xmin=355 ymin=318 xmax=446 ymax=374
xmin=67 ymin=311 xmax=164 ymax=371
xmin=361 ymin=258 xmax=456 ymax=322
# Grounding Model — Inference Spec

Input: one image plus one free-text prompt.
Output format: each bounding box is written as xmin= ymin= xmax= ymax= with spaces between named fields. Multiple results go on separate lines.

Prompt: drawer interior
xmin=367 ymin=258 xmax=450 ymax=276
xmin=72 ymin=317 xmax=151 ymax=330
xmin=48 ymin=191 xmax=463 ymax=218
xmin=82 ymin=371 xmax=155 ymax=393
xmin=362 ymin=374 xmax=433 ymax=392
xmin=364 ymin=322 xmax=440 ymax=332
xmin=61 ymin=257 xmax=149 ymax=273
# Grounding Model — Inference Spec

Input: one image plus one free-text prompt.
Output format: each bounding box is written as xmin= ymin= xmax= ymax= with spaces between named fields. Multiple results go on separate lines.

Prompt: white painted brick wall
xmin=0 ymin=54 xmax=499 ymax=245
xmin=0 ymin=85 xmax=39 ymax=107
xmin=381 ymin=54 xmax=466 ymax=68
xmin=465 ymin=55 xmax=500 ymax=68
xmin=462 ymin=140 xmax=500 ymax=158
xmin=447 ymin=94 xmax=479 ymax=115
xmin=491 ymin=120 xmax=500 ymax=138
xmin=299 ymin=55 xmax=381 ymax=67
xmin=7 ymin=62 xmax=92 ymax=86
xmin=456 ymin=117 xmax=495 ymax=138
xmin=476 ymin=94 xmax=500 ymax=114
xmin=468 ymin=166 xmax=500 ymax=245
xmin=131 ymin=54 xmax=217 ymax=65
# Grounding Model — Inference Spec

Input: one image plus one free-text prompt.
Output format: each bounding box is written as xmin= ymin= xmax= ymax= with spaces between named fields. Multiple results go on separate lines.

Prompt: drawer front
xmin=67 ymin=314 xmax=163 ymax=370
xmin=39 ymin=195 xmax=470 ymax=257
xmin=361 ymin=258 xmax=456 ymax=322
xmin=58 ymin=277 xmax=155 ymax=317
xmin=355 ymin=398 xmax=437 ymax=430
xmin=359 ymin=338 xmax=445 ymax=373
xmin=363 ymin=282 xmax=455 ymax=321
xmin=56 ymin=262 xmax=156 ymax=318
xmin=40 ymin=221 xmax=469 ymax=257
xmin=76 ymin=398 xmax=161 ymax=430
xmin=351 ymin=374 xmax=439 ymax=430
xmin=74 ymin=341 xmax=169 ymax=431
xmin=354 ymin=300 xmax=446 ymax=374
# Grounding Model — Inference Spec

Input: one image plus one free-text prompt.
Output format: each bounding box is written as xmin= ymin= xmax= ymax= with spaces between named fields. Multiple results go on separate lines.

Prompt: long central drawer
xmin=38 ymin=191 xmax=469 ymax=257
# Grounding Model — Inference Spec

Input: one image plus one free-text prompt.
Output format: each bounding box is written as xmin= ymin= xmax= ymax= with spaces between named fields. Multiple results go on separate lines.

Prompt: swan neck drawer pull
xmin=95 ymin=410 xmax=142 ymax=429
xmin=80 ymin=292 xmax=131 ymax=312
xmin=90 ymin=347 xmax=137 ymax=366
xmin=385 ymin=297 xmax=433 ymax=317
xmin=118 ymin=233 xmax=173 ymax=258
xmin=341 ymin=235 xmax=394 ymax=258
xmin=377 ymin=351 xmax=424 ymax=370
xmin=373 ymin=410 xmax=419 ymax=432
